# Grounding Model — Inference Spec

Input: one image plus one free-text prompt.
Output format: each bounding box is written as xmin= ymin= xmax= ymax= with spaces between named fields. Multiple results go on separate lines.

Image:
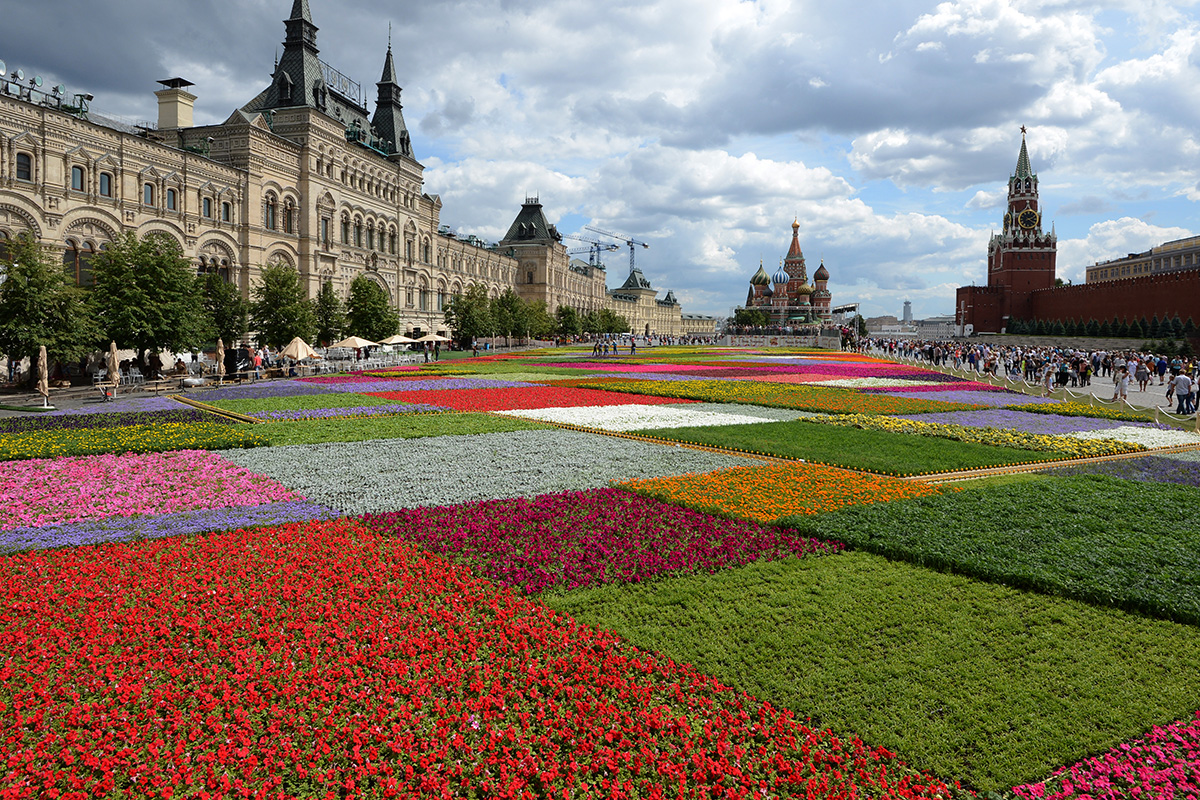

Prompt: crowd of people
xmin=869 ymin=337 xmax=1198 ymax=416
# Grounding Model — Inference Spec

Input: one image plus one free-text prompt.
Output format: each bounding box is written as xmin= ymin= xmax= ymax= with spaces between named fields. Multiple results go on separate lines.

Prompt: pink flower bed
xmin=1012 ymin=709 xmax=1200 ymax=799
xmin=0 ymin=450 xmax=299 ymax=531
xmin=860 ymin=381 xmax=1016 ymax=393
xmin=358 ymin=487 xmax=843 ymax=595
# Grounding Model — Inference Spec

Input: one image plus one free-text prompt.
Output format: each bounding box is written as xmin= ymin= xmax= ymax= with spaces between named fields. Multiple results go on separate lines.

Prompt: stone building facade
xmin=0 ymin=0 xmax=702 ymax=339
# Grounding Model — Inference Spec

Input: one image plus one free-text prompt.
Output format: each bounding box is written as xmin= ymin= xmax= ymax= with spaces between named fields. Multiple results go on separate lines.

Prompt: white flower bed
xmin=809 ymin=377 xmax=944 ymax=389
xmin=219 ymin=429 xmax=756 ymax=515
xmin=495 ymin=403 xmax=786 ymax=431
xmin=1067 ymin=426 xmax=1200 ymax=449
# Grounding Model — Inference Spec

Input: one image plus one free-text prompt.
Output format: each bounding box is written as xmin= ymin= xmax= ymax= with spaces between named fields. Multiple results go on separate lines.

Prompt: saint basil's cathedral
xmin=744 ymin=220 xmax=833 ymax=325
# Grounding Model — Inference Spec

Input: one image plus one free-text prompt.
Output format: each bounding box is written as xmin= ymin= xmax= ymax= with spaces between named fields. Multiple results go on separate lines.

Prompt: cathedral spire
xmin=289 ymin=0 xmax=313 ymax=24
xmin=1015 ymin=125 xmax=1033 ymax=179
xmin=373 ymin=38 xmax=412 ymax=158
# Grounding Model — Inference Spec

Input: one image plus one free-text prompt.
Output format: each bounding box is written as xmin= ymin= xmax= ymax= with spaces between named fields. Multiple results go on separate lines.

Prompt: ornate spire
xmin=289 ymin=0 xmax=313 ymax=23
xmin=1015 ymin=126 xmax=1033 ymax=179
xmin=373 ymin=38 xmax=411 ymax=157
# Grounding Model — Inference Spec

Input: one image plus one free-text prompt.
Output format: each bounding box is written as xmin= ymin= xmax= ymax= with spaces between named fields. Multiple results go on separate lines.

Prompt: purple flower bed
xmin=340 ymin=378 xmax=537 ymax=392
xmin=358 ymin=487 xmax=843 ymax=595
xmin=895 ymin=409 xmax=1170 ymax=435
xmin=248 ymin=403 xmax=448 ymax=420
xmin=1041 ymin=455 xmax=1200 ymax=488
xmin=866 ymin=389 xmax=1056 ymax=407
xmin=297 ymin=374 xmax=404 ymax=384
xmin=197 ymin=380 xmax=333 ymax=401
xmin=0 ymin=499 xmax=340 ymax=554
xmin=0 ymin=408 xmax=238 ymax=433
xmin=859 ymin=380 xmax=1013 ymax=393
xmin=44 ymin=397 xmax=184 ymax=415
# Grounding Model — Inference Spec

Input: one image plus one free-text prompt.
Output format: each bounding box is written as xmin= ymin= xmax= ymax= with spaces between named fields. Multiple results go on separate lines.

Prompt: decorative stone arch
xmin=450 ymin=280 xmax=463 ymax=295
xmin=197 ymin=238 xmax=238 ymax=282
xmin=266 ymin=249 xmax=296 ymax=270
xmin=63 ymin=214 xmax=120 ymax=245
xmin=0 ymin=203 xmax=44 ymax=241
xmin=137 ymin=221 xmax=187 ymax=250
xmin=360 ymin=269 xmax=392 ymax=304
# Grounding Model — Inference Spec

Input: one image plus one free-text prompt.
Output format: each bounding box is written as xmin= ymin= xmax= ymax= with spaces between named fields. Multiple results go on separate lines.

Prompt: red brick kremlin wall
xmin=1030 ymin=268 xmax=1200 ymax=324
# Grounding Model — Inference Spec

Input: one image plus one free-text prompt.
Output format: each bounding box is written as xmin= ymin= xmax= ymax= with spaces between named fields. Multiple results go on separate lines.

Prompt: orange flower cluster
xmin=622 ymin=461 xmax=942 ymax=523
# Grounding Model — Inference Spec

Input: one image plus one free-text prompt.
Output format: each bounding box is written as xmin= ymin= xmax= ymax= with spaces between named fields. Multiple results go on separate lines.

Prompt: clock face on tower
xmin=1018 ymin=209 xmax=1039 ymax=230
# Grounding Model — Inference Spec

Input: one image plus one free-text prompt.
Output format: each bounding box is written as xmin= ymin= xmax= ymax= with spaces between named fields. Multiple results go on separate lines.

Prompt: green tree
xmin=1148 ymin=314 xmax=1162 ymax=338
xmin=313 ymin=280 xmax=345 ymax=346
xmin=201 ymin=272 xmax=248 ymax=346
xmin=555 ymin=305 xmax=583 ymax=338
xmin=1033 ymin=319 xmax=1047 ymax=336
xmin=596 ymin=308 xmax=631 ymax=334
xmin=344 ymin=275 xmax=399 ymax=342
xmin=250 ymin=260 xmax=317 ymax=348
xmin=1098 ymin=319 xmax=1114 ymax=337
xmin=1050 ymin=319 xmax=1066 ymax=336
xmin=1171 ymin=314 xmax=1185 ymax=337
xmin=0 ymin=234 xmax=97 ymax=386
xmin=525 ymin=300 xmax=556 ymax=340
xmin=91 ymin=232 xmax=207 ymax=368
xmin=490 ymin=288 xmax=526 ymax=345
xmin=1128 ymin=319 xmax=1144 ymax=339
xmin=1085 ymin=319 xmax=1100 ymax=337
xmin=732 ymin=307 xmax=769 ymax=328
xmin=1116 ymin=318 xmax=1131 ymax=338
xmin=444 ymin=283 xmax=493 ymax=348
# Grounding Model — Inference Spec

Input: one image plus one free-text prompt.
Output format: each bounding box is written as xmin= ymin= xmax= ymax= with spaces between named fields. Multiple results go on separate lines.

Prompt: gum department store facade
xmin=0 ymin=0 xmax=712 ymax=340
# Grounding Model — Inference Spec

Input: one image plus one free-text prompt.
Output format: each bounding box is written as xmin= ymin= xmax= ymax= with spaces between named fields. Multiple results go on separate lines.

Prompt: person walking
xmin=1172 ymin=371 xmax=1193 ymax=415
xmin=1111 ymin=366 xmax=1129 ymax=402
xmin=1135 ymin=359 xmax=1150 ymax=392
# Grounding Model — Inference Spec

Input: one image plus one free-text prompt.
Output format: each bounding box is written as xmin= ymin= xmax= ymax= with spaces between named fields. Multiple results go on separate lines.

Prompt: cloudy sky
xmin=4 ymin=0 xmax=1199 ymax=319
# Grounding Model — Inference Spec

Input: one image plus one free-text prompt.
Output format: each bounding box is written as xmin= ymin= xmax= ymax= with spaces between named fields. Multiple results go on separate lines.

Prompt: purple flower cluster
xmin=198 ymin=380 xmax=332 ymax=401
xmin=866 ymin=389 xmax=1056 ymax=407
xmin=0 ymin=499 xmax=340 ymax=554
xmin=249 ymin=403 xmax=448 ymax=420
xmin=1042 ymin=455 xmax=1200 ymax=488
xmin=45 ymin=397 xmax=183 ymax=415
xmin=0 ymin=408 xmax=237 ymax=433
xmin=895 ymin=408 xmax=1169 ymax=435
xmin=358 ymin=487 xmax=842 ymax=595
xmin=351 ymin=377 xmax=537 ymax=392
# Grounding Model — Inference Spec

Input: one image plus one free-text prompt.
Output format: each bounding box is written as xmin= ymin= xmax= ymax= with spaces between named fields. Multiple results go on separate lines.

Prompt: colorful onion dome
xmin=813 ymin=260 xmax=830 ymax=282
xmin=772 ymin=265 xmax=790 ymax=285
xmin=750 ymin=263 xmax=771 ymax=285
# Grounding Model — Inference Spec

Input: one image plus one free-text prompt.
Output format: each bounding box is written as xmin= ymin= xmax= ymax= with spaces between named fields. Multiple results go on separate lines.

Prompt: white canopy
xmin=328 ymin=335 xmax=379 ymax=349
xmin=281 ymin=336 xmax=320 ymax=360
xmin=378 ymin=334 xmax=417 ymax=345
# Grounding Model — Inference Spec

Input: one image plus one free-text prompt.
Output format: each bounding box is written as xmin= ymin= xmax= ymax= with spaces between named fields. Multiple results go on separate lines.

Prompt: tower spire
xmin=1015 ymin=125 xmax=1033 ymax=179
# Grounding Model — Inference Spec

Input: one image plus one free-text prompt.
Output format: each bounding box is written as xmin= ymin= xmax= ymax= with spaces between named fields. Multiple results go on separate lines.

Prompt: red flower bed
xmin=359 ymin=488 xmax=843 ymax=595
xmin=365 ymin=385 xmax=698 ymax=412
xmin=0 ymin=520 xmax=952 ymax=799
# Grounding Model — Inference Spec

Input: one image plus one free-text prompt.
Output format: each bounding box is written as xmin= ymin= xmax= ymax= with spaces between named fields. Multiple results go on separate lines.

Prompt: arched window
xmin=341 ymin=215 xmax=350 ymax=244
xmin=62 ymin=240 xmax=96 ymax=287
xmin=221 ymin=202 xmax=231 ymax=222
xmin=143 ymin=183 xmax=155 ymax=206
xmin=405 ymin=239 xmax=413 ymax=262
xmin=283 ymin=199 xmax=295 ymax=234
xmin=99 ymin=173 xmax=112 ymax=197
xmin=367 ymin=224 xmax=375 ymax=251
xmin=264 ymin=194 xmax=277 ymax=230
xmin=71 ymin=166 xmax=85 ymax=192
xmin=202 ymin=197 xmax=212 ymax=218
xmin=389 ymin=231 xmax=396 ymax=255
xmin=16 ymin=153 xmax=32 ymax=182
xmin=354 ymin=220 xmax=363 ymax=248
xmin=166 ymin=188 xmax=177 ymax=211
xmin=422 ymin=240 xmax=431 ymax=263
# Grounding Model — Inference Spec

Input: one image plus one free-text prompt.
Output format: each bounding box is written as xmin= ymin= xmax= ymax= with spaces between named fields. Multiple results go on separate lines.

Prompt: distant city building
xmin=955 ymin=130 xmax=1200 ymax=334
xmin=902 ymin=301 xmax=912 ymax=323
xmin=742 ymin=220 xmax=833 ymax=325
xmin=0 ymin=0 xmax=702 ymax=338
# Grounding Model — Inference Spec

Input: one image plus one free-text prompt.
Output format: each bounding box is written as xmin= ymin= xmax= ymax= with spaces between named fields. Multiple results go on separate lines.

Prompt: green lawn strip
xmin=635 ymin=419 xmax=1047 ymax=474
xmin=781 ymin=474 xmax=1200 ymax=625
xmin=570 ymin=378 xmax=982 ymax=415
xmin=543 ymin=551 xmax=1200 ymax=792
xmin=261 ymin=412 xmax=550 ymax=445
xmin=204 ymin=392 xmax=399 ymax=414
xmin=0 ymin=422 xmax=267 ymax=460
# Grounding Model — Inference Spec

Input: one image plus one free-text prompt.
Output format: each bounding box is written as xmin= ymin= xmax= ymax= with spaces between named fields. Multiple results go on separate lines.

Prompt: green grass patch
xmin=0 ymin=422 xmax=267 ymax=460
xmin=571 ymin=378 xmax=984 ymax=415
xmin=636 ymin=419 xmax=1048 ymax=474
xmin=544 ymin=551 xmax=1200 ymax=792
xmin=782 ymin=474 xmax=1200 ymax=624
xmin=261 ymin=412 xmax=550 ymax=445
xmin=205 ymin=392 xmax=398 ymax=414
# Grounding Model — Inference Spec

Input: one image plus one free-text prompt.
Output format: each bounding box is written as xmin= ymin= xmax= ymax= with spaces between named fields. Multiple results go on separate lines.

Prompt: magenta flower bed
xmin=1012 ymin=709 xmax=1200 ymax=799
xmin=0 ymin=450 xmax=299 ymax=530
xmin=358 ymin=487 xmax=843 ymax=595
xmin=860 ymin=381 xmax=1015 ymax=393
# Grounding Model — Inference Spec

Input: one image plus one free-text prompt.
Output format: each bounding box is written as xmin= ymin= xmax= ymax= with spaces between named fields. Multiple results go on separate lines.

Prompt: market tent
xmin=281 ymin=336 xmax=320 ymax=360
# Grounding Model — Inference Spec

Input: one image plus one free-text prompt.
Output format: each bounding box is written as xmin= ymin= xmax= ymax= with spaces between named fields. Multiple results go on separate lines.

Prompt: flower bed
xmin=0 ymin=422 xmax=268 ymax=461
xmin=896 ymin=409 xmax=1172 ymax=436
xmin=803 ymin=413 xmax=1143 ymax=458
xmin=622 ymin=461 xmax=943 ymax=523
xmin=1004 ymin=400 xmax=1161 ymax=421
xmin=247 ymin=402 xmax=447 ymax=421
xmin=197 ymin=380 xmax=333 ymax=401
xmin=1043 ymin=455 xmax=1200 ymax=488
xmin=0 ymin=519 xmax=953 ymax=799
xmin=365 ymin=384 xmax=699 ymax=412
xmin=569 ymin=378 xmax=984 ymax=415
xmin=865 ymin=388 xmax=1056 ymax=406
xmin=0 ymin=499 xmax=338 ymax=554
xmin=44 ymin=396 xmax=187 ymax=415
xmin=359 ymin=488 xmax=843 ymax=594
xmin=0 ymin=407 xmax=237 ymax=433
xmin=1067 ymin=425 xmax=1200 ymax=449
xmin=1012 ymin=709 xmax=1200 ymax=800
xmin=221 ymin=429 xmax=755 ymax=514
xmin=495 ymin=402 xmax=788 ymax=431
xmin=0 ymin=449 xmax=298 ymax=530
xmin=203 ymin=392 xmax=402 ymax=415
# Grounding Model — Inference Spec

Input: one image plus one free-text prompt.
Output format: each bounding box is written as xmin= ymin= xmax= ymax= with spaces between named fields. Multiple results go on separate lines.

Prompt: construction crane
xmin=584 ymin=226 xmax=649 ymax=274
xmin=562 ymin=234 xmax=619 ymax=267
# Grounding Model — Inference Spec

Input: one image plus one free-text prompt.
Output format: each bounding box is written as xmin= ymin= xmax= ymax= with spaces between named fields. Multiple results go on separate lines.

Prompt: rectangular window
xmin=166 ymin=188 xmax=177 ymax=210
xmin=71 ymin=166 xmax=85 ymax=191
xmin=99 ymin=173 xmax=112 ymax=197
xmin=221 ymin=202 xmax=231 ymax=222
xmin=16 ymin=153 xmax=32 ymax=181
xmin=341 ymin=220 xmax=350 ymax=244
xmin=419 ymin=291 xmax=427 ymax=311
xmin=143 ymin=184 xmax=155 ymax=205
xmin=203 ymin=197 xmax=212 ymax=217
xmin=405 ymin=240 xmax=413 ymax=261
xmin=406 ymin=289 xmax=413 ymax=307
xmin=321 ymin=218 xmax=329 ymax=247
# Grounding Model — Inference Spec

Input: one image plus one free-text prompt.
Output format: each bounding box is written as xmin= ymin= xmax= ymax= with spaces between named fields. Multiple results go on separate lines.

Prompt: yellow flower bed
xmin=622 ymin=461 xmax=943 ymax=524
xmin=803 ymin=414 xmax=1143 ymax=458
xmin=1004 ymin=401 xmax=1154 ymax=423
xmin=0 ymin=422 xmax=268 ymax=461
